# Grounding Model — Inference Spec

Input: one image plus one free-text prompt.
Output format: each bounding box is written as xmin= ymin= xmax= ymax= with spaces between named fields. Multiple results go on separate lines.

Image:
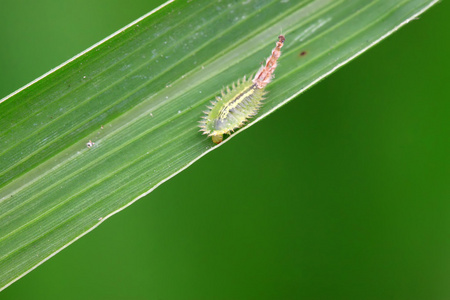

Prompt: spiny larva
xmin=199 ymin=35 xmax=285 ymax=144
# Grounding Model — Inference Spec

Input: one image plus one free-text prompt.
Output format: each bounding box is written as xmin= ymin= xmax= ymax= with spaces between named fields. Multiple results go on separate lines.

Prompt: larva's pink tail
xmin=253 ymin=35 xmax=285 ymax=89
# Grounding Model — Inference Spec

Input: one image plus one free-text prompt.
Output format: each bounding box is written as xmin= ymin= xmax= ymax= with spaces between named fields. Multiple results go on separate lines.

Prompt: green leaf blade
xmin=0 ymin=0 xmax=438 ymax=291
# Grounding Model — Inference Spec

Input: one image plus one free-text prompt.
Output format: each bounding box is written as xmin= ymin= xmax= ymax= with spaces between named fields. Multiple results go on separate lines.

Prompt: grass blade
xmin=0 ymin=0 xmax=438 ymax=290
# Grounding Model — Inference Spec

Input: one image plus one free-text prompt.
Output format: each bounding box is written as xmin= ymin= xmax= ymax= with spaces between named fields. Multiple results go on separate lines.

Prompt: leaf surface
xmin=0 ymin=0 xmax=438 ymax=290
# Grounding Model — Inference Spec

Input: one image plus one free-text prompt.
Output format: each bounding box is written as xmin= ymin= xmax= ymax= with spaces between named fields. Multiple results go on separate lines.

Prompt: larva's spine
xmin=199 ymin=35 xmax=285 ymax=144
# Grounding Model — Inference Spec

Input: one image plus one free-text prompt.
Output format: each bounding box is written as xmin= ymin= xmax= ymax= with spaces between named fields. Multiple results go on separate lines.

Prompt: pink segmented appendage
xmin=253 ymin=35 xmax=285 ymax=89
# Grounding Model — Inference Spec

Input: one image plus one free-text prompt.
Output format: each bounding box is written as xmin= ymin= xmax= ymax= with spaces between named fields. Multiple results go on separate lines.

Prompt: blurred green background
xmin=1 ymin=0 xmax=449 ymax=299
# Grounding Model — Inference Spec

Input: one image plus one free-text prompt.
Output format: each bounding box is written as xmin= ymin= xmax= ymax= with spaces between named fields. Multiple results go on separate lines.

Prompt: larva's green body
xmin=200 ymin=76 xmax=265 ymax=144
xmin=199 ymin=35 xmax=285 ymax=144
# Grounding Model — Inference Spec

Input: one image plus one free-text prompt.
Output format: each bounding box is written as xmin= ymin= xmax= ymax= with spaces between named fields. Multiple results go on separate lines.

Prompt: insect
xmin=199 ymin=35 xmax=285 ymax=144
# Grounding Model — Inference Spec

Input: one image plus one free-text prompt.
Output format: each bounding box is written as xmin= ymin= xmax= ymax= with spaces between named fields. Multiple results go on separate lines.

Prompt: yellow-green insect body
xmin=199 ymin=35 xmax=285 ymax=144
xmin=200 ymin=77 xmax=265 ymax=144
